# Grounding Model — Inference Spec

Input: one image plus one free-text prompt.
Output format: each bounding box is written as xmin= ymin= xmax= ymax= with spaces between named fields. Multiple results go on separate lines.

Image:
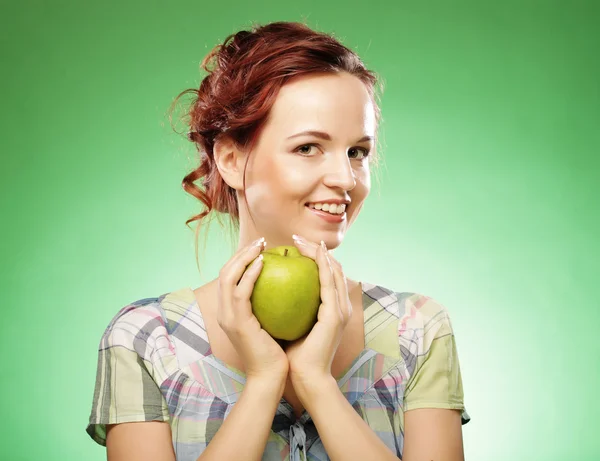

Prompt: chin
xmin=323 ymin=235 xmax=344 ymax=249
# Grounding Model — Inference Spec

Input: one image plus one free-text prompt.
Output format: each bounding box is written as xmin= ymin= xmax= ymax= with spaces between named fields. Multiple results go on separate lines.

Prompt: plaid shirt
xmin=86 ymin=282 xmax=470 ymax=460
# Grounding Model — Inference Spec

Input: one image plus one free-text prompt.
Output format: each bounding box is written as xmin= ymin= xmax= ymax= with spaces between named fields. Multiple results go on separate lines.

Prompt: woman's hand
xmin=284 ymin=235 xmax=353 ymax=388
xmin=216 ymin=237 xmax=289 ymax=382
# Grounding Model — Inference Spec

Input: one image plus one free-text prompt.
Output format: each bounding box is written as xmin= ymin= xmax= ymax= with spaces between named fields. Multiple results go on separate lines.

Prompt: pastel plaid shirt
xmin=86 ymin=282 xmax=471 ymax=460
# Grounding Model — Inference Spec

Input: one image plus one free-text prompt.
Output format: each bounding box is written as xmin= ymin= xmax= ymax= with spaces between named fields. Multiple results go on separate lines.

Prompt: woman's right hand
xmin=216 ymin=237 xmax=289 ymax=382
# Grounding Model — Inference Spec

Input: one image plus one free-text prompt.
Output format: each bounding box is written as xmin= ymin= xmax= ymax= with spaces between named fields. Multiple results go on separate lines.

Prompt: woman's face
xmin=239 ymin=71 xmax=376 ymax=250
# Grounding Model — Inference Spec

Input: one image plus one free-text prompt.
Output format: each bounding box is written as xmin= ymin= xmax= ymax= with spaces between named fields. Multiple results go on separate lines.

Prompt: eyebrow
xmin=286 ymin=130 xmax=374 ymax=143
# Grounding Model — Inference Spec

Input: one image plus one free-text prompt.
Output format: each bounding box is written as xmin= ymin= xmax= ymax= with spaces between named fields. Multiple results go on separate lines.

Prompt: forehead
xmin=267 ymin=72 xmax=376 ymax=136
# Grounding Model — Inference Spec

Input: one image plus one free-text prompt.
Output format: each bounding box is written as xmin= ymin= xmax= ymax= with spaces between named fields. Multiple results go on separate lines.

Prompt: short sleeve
xmin=85 ymin=305 xmax=171 ymax=446
xmin=401 ymin=295 xmax=471 ymax=425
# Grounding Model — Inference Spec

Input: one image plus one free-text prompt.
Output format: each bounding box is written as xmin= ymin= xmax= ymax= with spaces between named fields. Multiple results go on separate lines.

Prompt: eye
xmin=294 ymin=144 xmax=318 ymax=156
xmin=294 ymin=143 xmax=371 ymax=160
xmin=348 ymin=147 xmax=371 ymax=160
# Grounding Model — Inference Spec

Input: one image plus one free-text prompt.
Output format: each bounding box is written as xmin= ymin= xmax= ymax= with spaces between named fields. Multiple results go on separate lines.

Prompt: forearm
xmin=297 ymin=377 xmax=399 ymax=461
xmin=197 ymin=376 xmax=285 ymax=461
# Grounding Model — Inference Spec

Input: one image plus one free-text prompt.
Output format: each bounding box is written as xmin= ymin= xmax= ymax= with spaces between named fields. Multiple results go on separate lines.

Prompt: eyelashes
xmin=294 ymin=143 xmax=371 ymax=160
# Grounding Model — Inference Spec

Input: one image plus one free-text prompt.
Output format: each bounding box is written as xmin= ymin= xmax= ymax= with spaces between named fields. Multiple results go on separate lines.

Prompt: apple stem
xmin=284 ymin=249 xmax=288 ymax=256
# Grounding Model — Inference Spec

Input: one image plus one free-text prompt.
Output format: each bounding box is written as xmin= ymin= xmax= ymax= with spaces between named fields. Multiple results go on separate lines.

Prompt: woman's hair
xmin=168 ymin=20 xmax=385 ymax=272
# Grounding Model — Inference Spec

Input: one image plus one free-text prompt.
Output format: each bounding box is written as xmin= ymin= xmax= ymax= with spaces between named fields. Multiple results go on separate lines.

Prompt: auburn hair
xmin=168 ymin=20 xmax=385 ymax=271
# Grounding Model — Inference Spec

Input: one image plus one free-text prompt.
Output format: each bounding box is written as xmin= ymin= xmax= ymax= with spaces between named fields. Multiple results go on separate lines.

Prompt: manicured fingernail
xmin=255 ymin=237 xmax=265 ymax=246
xmin=250 ymin=254 xmax=263 ymax=270
xmin=321 ymin=240 xmax=327 ymax=250
xmin=292 ymin=234 xmax=303 ymax=243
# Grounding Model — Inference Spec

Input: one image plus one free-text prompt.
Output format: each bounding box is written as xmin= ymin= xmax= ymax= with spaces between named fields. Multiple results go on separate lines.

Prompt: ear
xmin=213 ymin=134 xmax=247 ymax=191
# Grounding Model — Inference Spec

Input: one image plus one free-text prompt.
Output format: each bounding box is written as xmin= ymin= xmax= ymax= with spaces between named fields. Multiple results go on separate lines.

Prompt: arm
xmin=399 ymin=294 xmax=469 ymax=460
xmin=402 ymin=407 xmax=464 ymax=461
xmin=195 ymin=376 xmax=286 ymax=461
xmin=400 ymin=332 xmax=467 ymax=460
xmin=298 ymin=370 xmax=464 ymax=461
xmin=106 ymin=375 xmax=286 ymax=461
xmin=297 ymin=378 xmax=465 ymax=461
xmin=296 ymin=377 xmax=399 ymax=461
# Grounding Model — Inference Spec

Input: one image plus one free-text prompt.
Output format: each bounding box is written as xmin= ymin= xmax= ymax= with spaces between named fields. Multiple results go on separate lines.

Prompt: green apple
xmin=246 ymin=245 xmax=321 ymax=341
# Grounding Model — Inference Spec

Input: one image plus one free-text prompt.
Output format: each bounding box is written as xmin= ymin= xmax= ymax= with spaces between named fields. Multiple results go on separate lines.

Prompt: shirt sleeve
xmin=85 ymin=305 xmax=171 ymax=446
xmin=401 ymin=294 xmax=471 ymax=425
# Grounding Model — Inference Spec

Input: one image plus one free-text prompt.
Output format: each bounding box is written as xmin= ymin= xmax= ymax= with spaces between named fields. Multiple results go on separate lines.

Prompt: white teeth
xmin=307 ymin=203 xmax=346 ymax=215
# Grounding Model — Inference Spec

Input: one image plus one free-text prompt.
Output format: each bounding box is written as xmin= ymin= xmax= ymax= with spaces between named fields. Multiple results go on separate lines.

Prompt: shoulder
xmin=97 ymin=289 xmax=183 ymax=358
xmin=362 ymin=282 xmax=458 ymax=369
xmin=96 ymin=286 xmax=208 ymax=370
xmin=362 ymin=281 xmax=454 ymax=335
xmin=395 ymin=291 xmax=455 ymax=339
xmin=390 ymin=291 xmax=461 ymax=386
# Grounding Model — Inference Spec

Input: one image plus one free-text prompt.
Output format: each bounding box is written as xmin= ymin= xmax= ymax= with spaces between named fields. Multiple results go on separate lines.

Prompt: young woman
xmin=86 ymin=21 xmax=470 ymax=461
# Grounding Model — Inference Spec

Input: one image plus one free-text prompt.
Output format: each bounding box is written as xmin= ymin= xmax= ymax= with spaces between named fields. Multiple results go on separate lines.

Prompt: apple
xmin=246 ymin=245 xmax=321 ymax=341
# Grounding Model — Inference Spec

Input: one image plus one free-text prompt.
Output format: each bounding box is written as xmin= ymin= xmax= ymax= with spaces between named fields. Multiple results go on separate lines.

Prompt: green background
xmin=2 ymin=1 xmax=598 ymax=460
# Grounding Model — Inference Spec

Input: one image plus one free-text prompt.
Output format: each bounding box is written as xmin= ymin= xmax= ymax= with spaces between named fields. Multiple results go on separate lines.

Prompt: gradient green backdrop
xmin=1 ymin=1 xmax=598 ymax=460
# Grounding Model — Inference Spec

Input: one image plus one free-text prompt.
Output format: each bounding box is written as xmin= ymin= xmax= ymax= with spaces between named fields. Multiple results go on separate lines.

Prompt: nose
xmin=323 ymin=153 xmax=357 ymax=191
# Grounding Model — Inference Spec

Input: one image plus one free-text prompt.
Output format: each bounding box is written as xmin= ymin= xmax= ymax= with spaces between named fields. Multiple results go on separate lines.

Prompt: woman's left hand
xmin=284 ymin=234 xmax=353 ymax=389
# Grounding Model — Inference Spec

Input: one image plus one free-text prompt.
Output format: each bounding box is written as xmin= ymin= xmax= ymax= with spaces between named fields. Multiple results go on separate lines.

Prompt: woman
xmin=86 ymin=20 xmax=470 ymax=461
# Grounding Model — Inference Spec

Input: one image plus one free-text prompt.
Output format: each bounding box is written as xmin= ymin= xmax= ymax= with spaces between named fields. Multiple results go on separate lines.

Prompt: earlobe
xmin=213 ymin=136 xmax=246 ymax=191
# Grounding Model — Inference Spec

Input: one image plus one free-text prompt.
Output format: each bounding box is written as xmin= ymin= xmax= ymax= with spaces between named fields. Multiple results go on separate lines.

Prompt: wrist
xmin=245 ymin=373 xmax=287 ymax=396
xmin=291 ymin=373 xmax=337 ymax=403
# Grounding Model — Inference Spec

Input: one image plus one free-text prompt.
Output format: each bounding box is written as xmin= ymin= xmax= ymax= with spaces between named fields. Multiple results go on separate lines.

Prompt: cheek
xmin=244 ymin=162 xmax=306 ymax=214
xmin=245 ymin=181 xmax=281 ymax=217
xmin=260 ymin=157 xmax=314 ymax=198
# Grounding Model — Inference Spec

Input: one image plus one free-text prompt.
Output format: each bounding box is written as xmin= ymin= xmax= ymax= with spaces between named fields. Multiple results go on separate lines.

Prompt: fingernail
xmin=292 ymin=234 xmax=303 ymax=243
xmin=255 ymin=237 xmax=265 ymax=246
xmin=251 ymin=254 xmax=263 ymax=270
xmin=320 ymin=240 xmax=327 ymax=250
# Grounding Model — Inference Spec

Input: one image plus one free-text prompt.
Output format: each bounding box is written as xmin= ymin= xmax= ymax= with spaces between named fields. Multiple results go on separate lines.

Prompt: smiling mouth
xmin=304 ymin=203 xmax=347 ymax=216
xmin=305 ymin=204 xmax=347 ymax=223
